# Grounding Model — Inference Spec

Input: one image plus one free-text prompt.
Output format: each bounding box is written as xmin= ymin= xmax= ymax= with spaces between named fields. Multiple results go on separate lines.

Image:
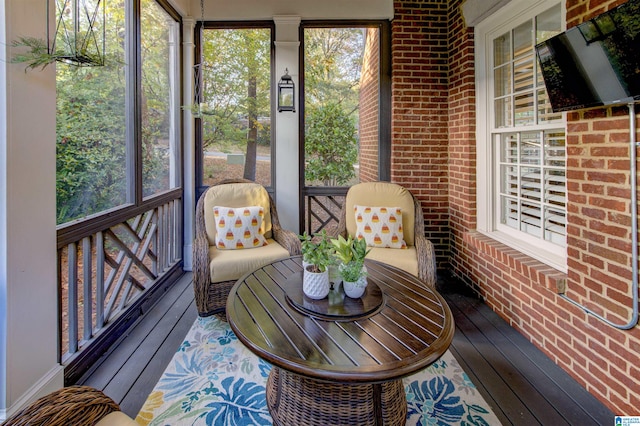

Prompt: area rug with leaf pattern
xmin=136 ymin=316 xmax=501 ymax=426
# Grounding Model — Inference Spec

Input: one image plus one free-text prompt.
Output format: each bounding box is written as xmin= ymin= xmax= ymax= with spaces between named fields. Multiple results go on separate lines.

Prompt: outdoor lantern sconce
xmin=278 ymin=69 xmax=295 ymax=112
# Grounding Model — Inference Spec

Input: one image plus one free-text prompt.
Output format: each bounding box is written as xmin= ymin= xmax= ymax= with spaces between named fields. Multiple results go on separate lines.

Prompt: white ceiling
xmin=182 ymin=0 xmax=394 ymax=21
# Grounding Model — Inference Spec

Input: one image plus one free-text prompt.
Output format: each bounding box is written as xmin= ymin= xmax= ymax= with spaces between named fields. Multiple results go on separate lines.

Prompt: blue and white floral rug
xmin=136 ymin=316 xmax=501 ymax=426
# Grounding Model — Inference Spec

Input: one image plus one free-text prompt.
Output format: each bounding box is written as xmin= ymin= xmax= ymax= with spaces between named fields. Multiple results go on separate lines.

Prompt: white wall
xmin=274 ymin=17 xmax=301 ymax=231
xmin=0 ymin=0 xmax=63 ymax=420
xmin=0 ymin=0 xmax=7 ymax=417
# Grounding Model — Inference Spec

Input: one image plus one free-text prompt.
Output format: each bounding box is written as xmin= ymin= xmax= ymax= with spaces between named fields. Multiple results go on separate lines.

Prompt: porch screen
xmin=303 ymin=26 xmax=380 ymax=187
xmin=199 ymin=26 xmax=273 ymax=189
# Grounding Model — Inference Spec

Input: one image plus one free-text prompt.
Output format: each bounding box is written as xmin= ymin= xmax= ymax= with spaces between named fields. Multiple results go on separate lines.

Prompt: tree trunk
xmin=244 ymin=74 xmax=258 ymax=181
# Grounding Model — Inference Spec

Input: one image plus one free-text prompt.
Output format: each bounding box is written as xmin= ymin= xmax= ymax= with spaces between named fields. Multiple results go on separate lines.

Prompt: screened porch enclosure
xmin=56 ymin=14 xmax=390 ymax=382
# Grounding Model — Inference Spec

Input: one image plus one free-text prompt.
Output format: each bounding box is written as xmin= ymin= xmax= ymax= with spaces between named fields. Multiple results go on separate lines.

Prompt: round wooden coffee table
xmin=227 ymin=256 xmax=454 ymax=426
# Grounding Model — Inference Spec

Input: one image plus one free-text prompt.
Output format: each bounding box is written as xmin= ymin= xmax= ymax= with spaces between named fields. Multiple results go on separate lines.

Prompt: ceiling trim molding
xmin=461 ymin=0 xmax=513 ymax=27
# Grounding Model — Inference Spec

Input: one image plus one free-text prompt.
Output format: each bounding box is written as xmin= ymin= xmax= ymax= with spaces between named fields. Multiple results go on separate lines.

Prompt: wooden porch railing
xmin=58 ymin=197 xmax=183 ymax=367
xmin=303 ymin=188 xmax=347 ymax=235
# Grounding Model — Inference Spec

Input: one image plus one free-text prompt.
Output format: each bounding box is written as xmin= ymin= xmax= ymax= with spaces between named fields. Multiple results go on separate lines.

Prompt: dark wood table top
xmin=227 ymin=256 xmax=454 ymax=384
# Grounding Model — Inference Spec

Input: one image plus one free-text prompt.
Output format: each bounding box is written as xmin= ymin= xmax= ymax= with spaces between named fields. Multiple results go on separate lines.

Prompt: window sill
xmin=464 ymin=231 xmax=567 ymax=293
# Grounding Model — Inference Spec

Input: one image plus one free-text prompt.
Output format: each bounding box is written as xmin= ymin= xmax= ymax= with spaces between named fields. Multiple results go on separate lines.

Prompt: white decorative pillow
xmin=354 ymin=205 xmax=407 ymax=249
xmin=213 ymin=206 xmax=268 ymax=250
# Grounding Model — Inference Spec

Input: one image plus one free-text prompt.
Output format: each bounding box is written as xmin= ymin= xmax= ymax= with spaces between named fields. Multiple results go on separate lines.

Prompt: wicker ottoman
xmin=266 ymin=366 xmax=407 ymax=426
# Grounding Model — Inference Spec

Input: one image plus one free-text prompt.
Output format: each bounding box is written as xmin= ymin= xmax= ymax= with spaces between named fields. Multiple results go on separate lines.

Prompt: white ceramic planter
xmin=343 ymin=275 xmax=367 ymax=298
xmin=303 ymin=266 xmax=330 ymax=299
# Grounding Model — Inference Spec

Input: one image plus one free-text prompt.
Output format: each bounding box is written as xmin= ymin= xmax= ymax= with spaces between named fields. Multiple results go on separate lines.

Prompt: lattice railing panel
xmin=305 ymin=195 xmax=345 ymax=235
xmin=59 ymin=199 xmax=182 ymax=362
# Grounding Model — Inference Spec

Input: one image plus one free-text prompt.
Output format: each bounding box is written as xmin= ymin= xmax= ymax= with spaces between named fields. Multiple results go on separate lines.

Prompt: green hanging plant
xmin=181 ymin=103 xmax=215 ymax=119
xmin=10 ymin=36 xmax=59 ymax=72
xmin=11 ymin=36 xmax=109 ymax=72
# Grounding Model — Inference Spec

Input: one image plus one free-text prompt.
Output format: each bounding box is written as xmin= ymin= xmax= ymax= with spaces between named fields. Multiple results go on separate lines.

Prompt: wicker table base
xmin=266 ymin=366 xmax=407 ymax=426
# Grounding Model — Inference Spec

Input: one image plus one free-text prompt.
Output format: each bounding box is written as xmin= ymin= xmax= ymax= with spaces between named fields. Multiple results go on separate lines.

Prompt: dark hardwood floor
xmin=438 ymin=276 xmax=614 ymax=425
xmin=78 ymin=273 xmax=198 ymax=416
xmin=77 ymin=271 xmax=614 ymax=425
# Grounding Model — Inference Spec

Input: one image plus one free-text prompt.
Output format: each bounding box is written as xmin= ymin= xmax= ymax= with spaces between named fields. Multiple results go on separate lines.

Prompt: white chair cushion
xmin=366 ymin=246 xmax=419 ymax=278
xmin=209 ymin=238 xmax=290 ymax=283
xmin=95 ymin=411 xmax=139 ymax=426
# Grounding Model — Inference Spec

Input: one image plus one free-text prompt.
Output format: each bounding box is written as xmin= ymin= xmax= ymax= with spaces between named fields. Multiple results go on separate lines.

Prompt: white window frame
xmin=475 ymin=0 xmax=568 ymax=272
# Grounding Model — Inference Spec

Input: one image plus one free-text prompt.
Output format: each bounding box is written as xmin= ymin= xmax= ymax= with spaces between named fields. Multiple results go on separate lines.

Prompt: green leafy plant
xmin=351 ymin=237 xmax=370 ymax=263
xmin=10 ymin=37 xmax=58 ymax=71
xmin=304 ymin=102 xmax=358 ymax=186
xmin=330 ymin=235 xmax=370 ymax=283
xmin=330 ymin=234 xmax=355 ymax=264
xmin=339 ymin=260 xmax=366 ymax=283
xmin=299 ymin=230 xmax=333 ymax=273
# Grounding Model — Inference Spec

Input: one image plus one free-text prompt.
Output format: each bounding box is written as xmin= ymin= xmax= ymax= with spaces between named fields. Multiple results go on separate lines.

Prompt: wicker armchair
xmin=1 ymin=386 xmax=137 ymax=426
xmin=193 ymin=179 xmax=301 ymax=317
xmin=334 ymin=181 xmax=437 ymax=287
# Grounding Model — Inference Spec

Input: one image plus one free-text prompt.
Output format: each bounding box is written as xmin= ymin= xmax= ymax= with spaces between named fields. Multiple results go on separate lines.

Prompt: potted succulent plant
xmin=330 ymin=235 xmax=371 ymax=298
xmin=299 ymin=230 xmax=333 ymax=299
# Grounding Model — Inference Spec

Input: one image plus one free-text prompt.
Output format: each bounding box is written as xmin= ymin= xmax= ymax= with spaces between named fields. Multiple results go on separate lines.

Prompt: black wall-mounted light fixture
xmin=278 ymin=68 xmax=295 ymax=112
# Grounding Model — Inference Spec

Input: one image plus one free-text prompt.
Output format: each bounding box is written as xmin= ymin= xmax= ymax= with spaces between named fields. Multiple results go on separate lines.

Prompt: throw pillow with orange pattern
xmin=213 ymin=206 xmax=268 ymax=250
xmin=354 ymin=205 xmax=407 ymax=249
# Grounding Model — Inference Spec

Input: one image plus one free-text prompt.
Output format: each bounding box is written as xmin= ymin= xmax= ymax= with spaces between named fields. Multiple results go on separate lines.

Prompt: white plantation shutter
xmin=477 ymin=1 xmax=567 ymax=270
xmin=497 ymin=130 xmax=566 ymax=246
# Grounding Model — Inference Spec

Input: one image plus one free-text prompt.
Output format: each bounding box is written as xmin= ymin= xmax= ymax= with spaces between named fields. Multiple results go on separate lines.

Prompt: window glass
xmin=536 ymin=4 xmax=562 ymax=43
xmin=141 ymin=0 xmax=181 ymax=198
xmin=513 ymin=21 xmax=533 ymax=60
xmin=494 ymin=33 xmax=511 ymax=67
xmin=304 ymin=27 xmax=378 ymax=187
xmin=56 ymin=0 xmax=128 ymax=224
xmin=479 ymin=1 xmax=566 ymax=269
xmin=494 ymin=65 xmax=511 ymax=98
xmin=200 ymin=27 xmax=272 ymax=187
xmin=536 ymin=4 xmax=563 ymax=122
xmin=493 ymin=5 xmax=566 ymax=248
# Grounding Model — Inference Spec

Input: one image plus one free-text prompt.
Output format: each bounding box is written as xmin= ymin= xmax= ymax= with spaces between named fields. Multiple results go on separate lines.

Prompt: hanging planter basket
xmin=183 ymin=1 xmax=216 ymax=118
xmin=49 ymin=0 xmax=106 ymax=67
xmin=11 ymin=0 xmax=106 ymax=71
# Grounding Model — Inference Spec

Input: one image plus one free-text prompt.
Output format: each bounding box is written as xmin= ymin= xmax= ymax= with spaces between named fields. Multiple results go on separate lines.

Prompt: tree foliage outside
xmin=201 ymin=28 xmax=271 ymax=183
xmin=304 ymin=28 xmax=364 ymax=112
xmin=305 ymin=102 xmax=358 ymax=186
xmin=198 ymin=26 xmax=372 ymax=187
xmin=141 ymin=0 xmax=180 ymax=197
xmin=56 ymin=0 xmax=127 ymax=224
xmin=304 ymin=27 xmax=367 ymax=187
xmin=56 ymin=0 xmax=178 ymax=224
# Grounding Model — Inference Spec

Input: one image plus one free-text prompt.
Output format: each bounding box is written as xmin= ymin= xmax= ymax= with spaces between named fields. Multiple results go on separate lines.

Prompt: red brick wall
xmin=446 ymin=1 xmax=476 ymax=285
xmin=436 ymin=0 xmax=640 ymax=415
xmin=392 ymin=0 xmax=450 ymax=263
xmin=359 ymin=28 xmax=380 ymax=183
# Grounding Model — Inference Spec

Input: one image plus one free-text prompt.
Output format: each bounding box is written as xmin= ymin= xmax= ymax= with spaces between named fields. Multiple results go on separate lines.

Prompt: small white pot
xmin=303 ymin=266 xmax=330 ymax=299
xmin=343 ymin=275 xmax=367 ymax=298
